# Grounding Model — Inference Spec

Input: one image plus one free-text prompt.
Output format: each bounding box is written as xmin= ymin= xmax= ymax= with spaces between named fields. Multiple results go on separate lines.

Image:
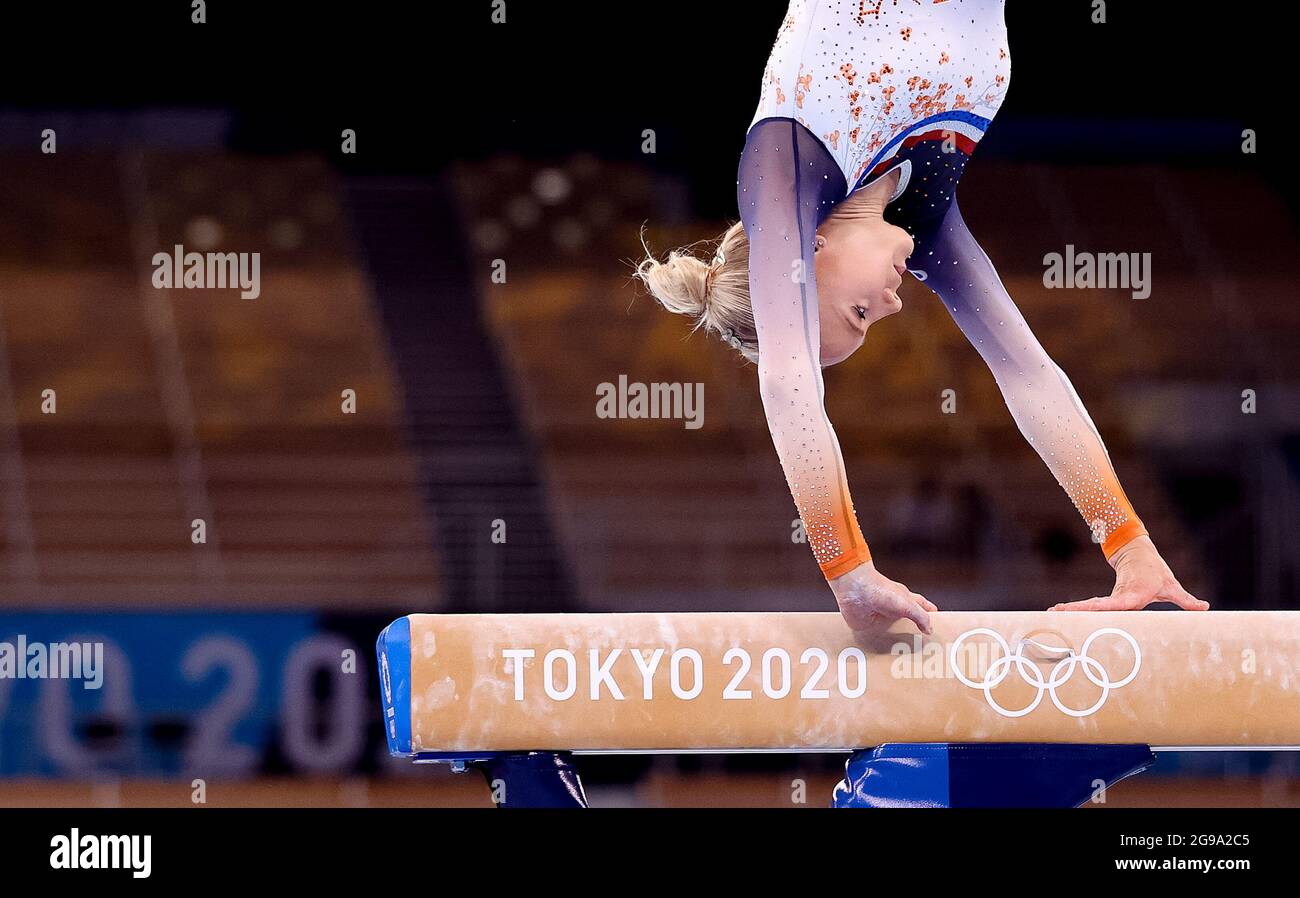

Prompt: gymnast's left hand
xmin=1048 ymin=535 xmax=1209 ymax=611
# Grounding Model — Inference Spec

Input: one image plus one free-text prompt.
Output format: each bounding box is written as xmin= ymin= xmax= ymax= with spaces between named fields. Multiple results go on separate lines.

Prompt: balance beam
xmin=376 ymin=611 xmax=1300 ymax=755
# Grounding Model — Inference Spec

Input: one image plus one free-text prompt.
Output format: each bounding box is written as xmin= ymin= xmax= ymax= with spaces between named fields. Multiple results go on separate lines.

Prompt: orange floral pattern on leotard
xmin=752 ymin=0 xmax=1010 ymax=198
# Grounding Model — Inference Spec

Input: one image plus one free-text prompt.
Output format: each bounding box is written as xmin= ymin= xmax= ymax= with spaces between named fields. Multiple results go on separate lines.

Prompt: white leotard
xmin=750 ymin=0 xmax=1011 ymax=199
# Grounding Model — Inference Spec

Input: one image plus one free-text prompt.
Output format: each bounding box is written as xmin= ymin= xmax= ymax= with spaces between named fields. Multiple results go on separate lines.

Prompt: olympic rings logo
xmin=948 ymin=627 xmax=1141 ymax=719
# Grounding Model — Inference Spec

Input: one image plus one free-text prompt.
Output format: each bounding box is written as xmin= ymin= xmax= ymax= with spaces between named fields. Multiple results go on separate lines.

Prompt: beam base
xmin=832 ymin=743 xmax=1156 ymax=808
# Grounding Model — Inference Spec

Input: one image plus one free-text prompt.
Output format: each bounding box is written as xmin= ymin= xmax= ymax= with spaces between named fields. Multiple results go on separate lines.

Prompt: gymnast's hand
xmin=830 ymin=561 xmax=937 ymax=634
xmin=1048 ymin=535 xmax=1209 ymax=612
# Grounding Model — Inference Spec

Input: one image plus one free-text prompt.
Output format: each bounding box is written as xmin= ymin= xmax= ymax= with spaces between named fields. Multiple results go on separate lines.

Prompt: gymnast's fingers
xmin=912 ymin=593 xmax=938 ymax=614
xmin=896 ymin=596 xmax=932 ymax=635
xmin=1048 ymin=596 xmax=1133 ymax=612
xmin=1162 ymin=587 xmax=1210 ymax=611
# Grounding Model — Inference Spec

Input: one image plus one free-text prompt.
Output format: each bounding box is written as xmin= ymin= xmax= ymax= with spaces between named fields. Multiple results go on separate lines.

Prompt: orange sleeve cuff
xmin=820 ymin=543 xmax=872 ymax=581
xmin=1101 ymin=517 xmax=1147 ymax=560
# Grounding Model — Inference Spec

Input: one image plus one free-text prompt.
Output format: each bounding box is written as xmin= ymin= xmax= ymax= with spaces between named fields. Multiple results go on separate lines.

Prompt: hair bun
xmin=635 ymin=222 xmax=759 ymax=363
xmin=635 ymin=249 xmax=711 ymax=319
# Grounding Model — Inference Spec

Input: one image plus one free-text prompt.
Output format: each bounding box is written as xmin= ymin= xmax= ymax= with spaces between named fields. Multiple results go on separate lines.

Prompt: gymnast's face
xmin=812 ymin=210 xmax=915 ymax=366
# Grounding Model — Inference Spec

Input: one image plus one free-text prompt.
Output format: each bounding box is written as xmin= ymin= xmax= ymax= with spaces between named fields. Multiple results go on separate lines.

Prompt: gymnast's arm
xmin=738 ymin=119 xmax=935 ymax=632
xmin=919 ymin=200 xmax=1206 ymax=611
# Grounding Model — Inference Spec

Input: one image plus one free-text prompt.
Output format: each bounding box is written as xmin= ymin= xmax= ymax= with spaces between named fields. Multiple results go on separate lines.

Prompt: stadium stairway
xmin=343 ymin=177 xmax=575 ymax=612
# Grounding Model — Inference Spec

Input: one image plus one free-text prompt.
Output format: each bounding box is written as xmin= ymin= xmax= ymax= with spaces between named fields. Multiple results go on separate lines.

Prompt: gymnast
xmin=636 ymin=0 xmax=1206 ymax=634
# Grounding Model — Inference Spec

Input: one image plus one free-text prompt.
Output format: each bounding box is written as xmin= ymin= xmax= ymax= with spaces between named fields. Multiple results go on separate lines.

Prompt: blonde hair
xmin=634 ymin=222 xmax=758 ymax=363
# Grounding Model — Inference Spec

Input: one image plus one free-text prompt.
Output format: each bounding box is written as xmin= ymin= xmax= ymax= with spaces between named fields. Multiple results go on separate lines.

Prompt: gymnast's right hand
xmin=830 ymin=561 xmax=936 ymax=635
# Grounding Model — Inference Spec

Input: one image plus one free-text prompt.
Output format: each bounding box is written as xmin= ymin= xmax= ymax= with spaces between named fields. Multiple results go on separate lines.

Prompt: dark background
xmin=7 ymin=3 xmax=1287 ymax=174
